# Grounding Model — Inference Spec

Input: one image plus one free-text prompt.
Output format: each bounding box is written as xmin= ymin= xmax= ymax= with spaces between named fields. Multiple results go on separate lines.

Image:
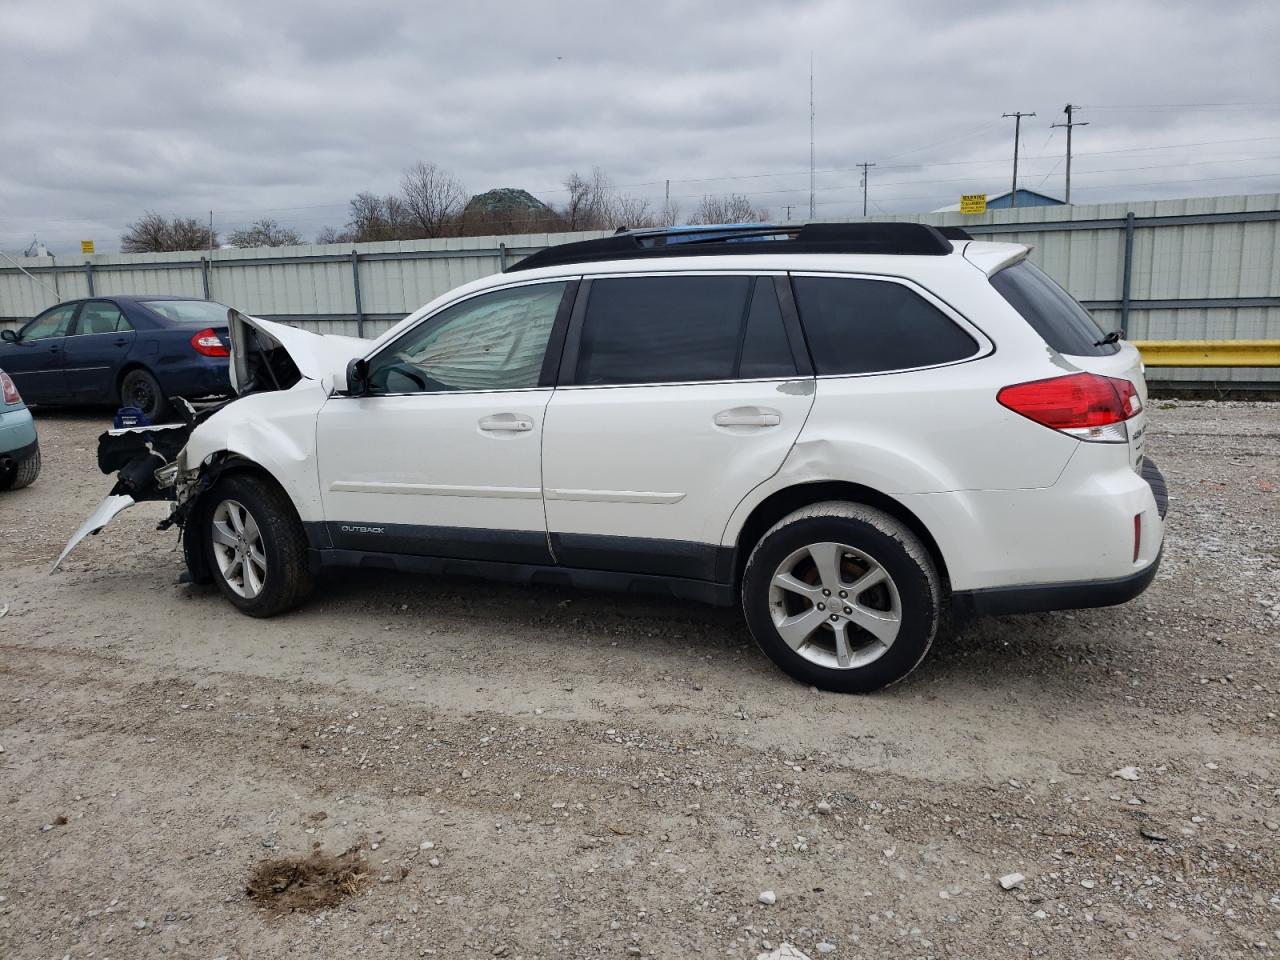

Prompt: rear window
xmin=141 ymin=300 xmax=230 ymax=325
xmin=792 ymin=276 xmax=979 ymax=375
xmin=990 ymin=261 xmax=1118 ymax=356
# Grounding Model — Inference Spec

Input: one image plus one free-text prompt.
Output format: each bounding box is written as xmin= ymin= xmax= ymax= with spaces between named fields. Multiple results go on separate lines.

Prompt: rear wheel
xmin=742 ymin=501 xmax=940 ymax=693
xmin=204 ymin=473 xmax=314 ymax=616
xmin=120 ymin=368 xmax=170 ymax=423
xmin=0 ymin=443 xmax=40 ymax=490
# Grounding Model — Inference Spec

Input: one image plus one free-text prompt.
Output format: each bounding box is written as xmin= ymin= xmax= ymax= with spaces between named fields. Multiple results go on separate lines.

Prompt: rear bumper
xmin=949 ymin=455 xmax=1169 ymax=617
xmin=0 ymin=405 xmax=38 ymax=455
xmin=155 ymin=357 xmax=232 ymax=399
xmin=953 ymin=546 xmax=1162 ymax=616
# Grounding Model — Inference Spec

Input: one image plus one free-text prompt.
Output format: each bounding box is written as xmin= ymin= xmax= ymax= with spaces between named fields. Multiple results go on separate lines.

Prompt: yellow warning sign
xmin=81 ymin=240 xmax=95 ymax=255
xmin=959 ymin=194 xmax=987 ymax=215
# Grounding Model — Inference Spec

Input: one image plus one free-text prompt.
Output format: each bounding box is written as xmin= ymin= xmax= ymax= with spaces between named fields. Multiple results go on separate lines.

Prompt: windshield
xmin=141 ymin=300 xmax=231 ymax=325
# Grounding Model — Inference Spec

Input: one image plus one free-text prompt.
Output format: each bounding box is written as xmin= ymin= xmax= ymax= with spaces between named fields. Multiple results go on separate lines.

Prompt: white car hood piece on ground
xmin=51 ymin=493 xmax=137 ymax=571
xmin=52 ymin=314 xmax=372 ymax=572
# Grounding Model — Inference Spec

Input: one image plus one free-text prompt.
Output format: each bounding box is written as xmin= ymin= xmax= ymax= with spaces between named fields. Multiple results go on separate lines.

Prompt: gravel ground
xmin=1 ymin=401 xmax=1278 ymax=960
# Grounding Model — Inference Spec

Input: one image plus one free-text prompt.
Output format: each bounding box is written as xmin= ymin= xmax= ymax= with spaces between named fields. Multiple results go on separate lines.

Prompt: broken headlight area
xmin=97 ymin=423 xmax=191 ymax=500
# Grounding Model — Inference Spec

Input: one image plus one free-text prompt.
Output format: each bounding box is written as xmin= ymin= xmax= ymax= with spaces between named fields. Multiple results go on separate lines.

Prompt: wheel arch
xmin=114 ymin=360 xmax=154 ymax=394
xmin=179 ymin=452 xmax=308 ymax=584
xmin=731 ymin=480 xmax=951 ymax=591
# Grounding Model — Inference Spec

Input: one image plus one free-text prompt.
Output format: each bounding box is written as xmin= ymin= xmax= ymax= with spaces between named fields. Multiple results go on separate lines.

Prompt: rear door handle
xmin=479 ymin=414 xmax=534 ymax=432
xmin=714 ymin=408 xmax=781 ymax=427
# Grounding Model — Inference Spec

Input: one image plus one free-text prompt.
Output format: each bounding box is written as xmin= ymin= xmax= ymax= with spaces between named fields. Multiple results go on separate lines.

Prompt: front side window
xmin=991 ymin=260 xmax=1119 ymax=356
xmin=77 ymin=301 xmax=131 ymax=335
xmin=22 ymin=304 xmax=76 ymax=340
xmin=367 ymin=281 xmax=567 ymax=394
xmin=574 ymin=275 xmax=797 ymax=386
xmin=792 ymin=276 xmax=979 ymax=375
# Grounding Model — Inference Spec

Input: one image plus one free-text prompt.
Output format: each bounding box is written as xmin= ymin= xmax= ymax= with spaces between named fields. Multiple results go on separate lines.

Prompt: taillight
xmin=191 ymin=328 xmax=229 ymax=357
xmin=1 ymin=371 xmax=20 ymax=404
xmin=997 ymin=372 xmax=1142 ymax=442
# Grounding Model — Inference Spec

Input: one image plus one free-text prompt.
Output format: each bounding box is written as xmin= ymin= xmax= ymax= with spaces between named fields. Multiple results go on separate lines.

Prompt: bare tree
xmin=687 ymin=193 xmax=770 ymax=225
xmin=560 ymin=169 xmax=598 ymax=231
xmin=602 ymin=194 xmax=658 ymax=230
xmin=227 ymin=218 xmax=303 ymax=248
xmin=121 ymin=212 xmax=217 ymax=253
xmin=314 ymin=225 xmax=352 ymax=244
xmin=401 ymin=161 xmax=466 ymax=238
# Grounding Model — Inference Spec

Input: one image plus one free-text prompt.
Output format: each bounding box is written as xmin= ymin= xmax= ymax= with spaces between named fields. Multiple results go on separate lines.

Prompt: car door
xmin=541 ymin=273 xmax=816 ymax=581
xmin=0 ymin=303 xmax=78 ymax=403
xmin=62 ymin=300 xmax=137 ymax=402
xmin=315 ymin=278 xmax=575 ymax=564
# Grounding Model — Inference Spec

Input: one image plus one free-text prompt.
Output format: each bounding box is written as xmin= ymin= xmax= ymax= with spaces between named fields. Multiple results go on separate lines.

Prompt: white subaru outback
xmin=59 ymin=223 xmax=1167 ymax=693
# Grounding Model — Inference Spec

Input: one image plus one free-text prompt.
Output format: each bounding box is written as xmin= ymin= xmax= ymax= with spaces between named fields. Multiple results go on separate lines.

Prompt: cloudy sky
xmin=2 ymin=0 xmax=1279 ymax=253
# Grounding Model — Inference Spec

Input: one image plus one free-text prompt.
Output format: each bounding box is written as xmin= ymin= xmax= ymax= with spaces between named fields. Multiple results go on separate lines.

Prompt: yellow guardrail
xmin=1133 ymin=340 xmax=1280 ymax=367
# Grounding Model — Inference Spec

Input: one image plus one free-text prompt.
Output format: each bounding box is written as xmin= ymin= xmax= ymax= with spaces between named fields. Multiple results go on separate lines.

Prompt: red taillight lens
xmin=1 ymin=371 xmax=20 ymax=405
xmin=997 ymin=373 xmax=1141 ymax=440
xmin=191 ymin=328 xmax=229 ymax=357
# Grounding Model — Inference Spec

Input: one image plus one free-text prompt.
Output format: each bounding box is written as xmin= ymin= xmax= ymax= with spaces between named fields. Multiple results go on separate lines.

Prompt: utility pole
xmin=785 ymin=204 xmax=793 ymax=222
xmin=808 ymin=54 xmax=816 ymax=220
xmin=857 ymin=162 xmax=876 ymax=216
xmin=664 ymin=179 xmax=671 ymax=225
xmin=1001 ymin=111 xmax=1036 ymax=207
xmin=1051 ymin=104 xmax=1088 ymax=204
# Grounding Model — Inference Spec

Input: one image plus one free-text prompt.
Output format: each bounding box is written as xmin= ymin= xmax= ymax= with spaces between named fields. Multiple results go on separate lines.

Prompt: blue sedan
xmin=0 ymin=295 xmax=233 ymax=421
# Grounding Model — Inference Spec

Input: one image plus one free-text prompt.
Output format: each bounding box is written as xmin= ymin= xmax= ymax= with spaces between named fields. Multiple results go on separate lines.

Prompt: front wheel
xmin=203 ymin=473 xmax=314 ymax=617
xmin=741 ymin=501 xmax=941 ymax=693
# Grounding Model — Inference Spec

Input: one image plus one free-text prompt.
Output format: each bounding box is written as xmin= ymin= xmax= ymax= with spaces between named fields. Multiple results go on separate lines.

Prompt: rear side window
xmin=77 ymin=301 xmax=130 ymax=335
xmin=792 ymin=277 xmax=978 ymax=375
xmin=575 ymin=275 xmax=796 ymax=385
xmin=990 ymin=260 xmax=1118 ymax=356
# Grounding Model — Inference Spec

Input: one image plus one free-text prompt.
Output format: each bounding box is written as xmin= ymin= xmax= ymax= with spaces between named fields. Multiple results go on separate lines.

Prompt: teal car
xmin=0 ymin=367 xmax=40 ymax=490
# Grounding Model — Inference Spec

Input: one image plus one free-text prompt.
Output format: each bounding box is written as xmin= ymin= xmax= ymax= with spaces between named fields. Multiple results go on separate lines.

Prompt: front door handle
xmin=714 ymin=407 xmax=781 ymax=427
xmin=478 ymin=414 xmax=534 ymax=432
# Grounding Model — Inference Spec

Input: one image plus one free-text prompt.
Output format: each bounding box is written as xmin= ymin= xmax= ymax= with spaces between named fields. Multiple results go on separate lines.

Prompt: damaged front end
xmin=53 ymin=309 xmax=369 ymax=573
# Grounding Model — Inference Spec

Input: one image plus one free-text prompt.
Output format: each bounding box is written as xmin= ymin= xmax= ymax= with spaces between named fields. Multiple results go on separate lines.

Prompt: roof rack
xmin=505 ymin=221 xmax=956 ymax=273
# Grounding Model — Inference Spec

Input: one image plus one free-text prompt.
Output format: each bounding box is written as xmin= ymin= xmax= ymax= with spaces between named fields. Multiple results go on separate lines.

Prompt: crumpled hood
xmin=227 ymin=309 xmax=371 ymax=393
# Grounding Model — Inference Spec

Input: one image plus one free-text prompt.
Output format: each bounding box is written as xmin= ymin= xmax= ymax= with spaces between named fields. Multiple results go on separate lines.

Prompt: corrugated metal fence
xmin=3 ymin=193 xmax=1279 ymax=385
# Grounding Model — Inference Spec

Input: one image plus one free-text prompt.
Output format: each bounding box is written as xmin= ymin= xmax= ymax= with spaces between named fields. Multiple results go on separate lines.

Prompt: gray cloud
xmin=2 ymin=0 xmax=1278 ymax=252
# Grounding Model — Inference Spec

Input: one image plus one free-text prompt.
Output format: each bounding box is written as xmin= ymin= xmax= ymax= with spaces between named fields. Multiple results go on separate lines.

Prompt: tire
xmin=0 ymin=443 xmax=40 ymax=491
xmin=120 ymin=368 xmax=170 ymax=423
xmin=741 ymin=501 xmax=941 ymax=693
xmin=203 ymin=472 xmax=314 ymax=617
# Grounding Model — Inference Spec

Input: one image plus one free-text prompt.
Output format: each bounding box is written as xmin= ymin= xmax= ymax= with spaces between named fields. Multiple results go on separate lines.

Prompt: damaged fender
xmin=53 ymin=310 xmax=371 ymax=572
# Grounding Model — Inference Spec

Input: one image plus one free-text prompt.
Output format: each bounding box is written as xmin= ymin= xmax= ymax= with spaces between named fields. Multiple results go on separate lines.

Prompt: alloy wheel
xmin=210 ymin=498 xmax=267 ymax=599
xmin=767 ymin=541 xmax=902 ymax=670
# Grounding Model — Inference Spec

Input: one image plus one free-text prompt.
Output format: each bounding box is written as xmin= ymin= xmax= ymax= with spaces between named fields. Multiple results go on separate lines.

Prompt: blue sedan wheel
xmin=120 ymin=368 xmax=170 ymax=422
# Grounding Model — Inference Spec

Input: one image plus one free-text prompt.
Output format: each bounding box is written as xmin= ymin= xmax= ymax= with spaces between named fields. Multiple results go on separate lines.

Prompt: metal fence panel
xmin=2 ymin=197 xmax=1278 ymax=386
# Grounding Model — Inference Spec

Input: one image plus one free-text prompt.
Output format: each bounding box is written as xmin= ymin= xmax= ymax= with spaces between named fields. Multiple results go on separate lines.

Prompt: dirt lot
xmin=2 ymin=403 xmax=1278 ymax=960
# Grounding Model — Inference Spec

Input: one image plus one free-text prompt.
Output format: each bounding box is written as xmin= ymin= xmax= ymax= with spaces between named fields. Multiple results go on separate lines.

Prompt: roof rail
xmin=505 ymin=221 xmax=955 ymax=273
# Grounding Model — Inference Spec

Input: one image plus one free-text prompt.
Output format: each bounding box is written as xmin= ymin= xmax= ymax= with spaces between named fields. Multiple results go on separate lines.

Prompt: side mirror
xmin=344 ymin=357 xmax=369 ymax=396
xmin=1 ymin=329 xmax=18 ymax=344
